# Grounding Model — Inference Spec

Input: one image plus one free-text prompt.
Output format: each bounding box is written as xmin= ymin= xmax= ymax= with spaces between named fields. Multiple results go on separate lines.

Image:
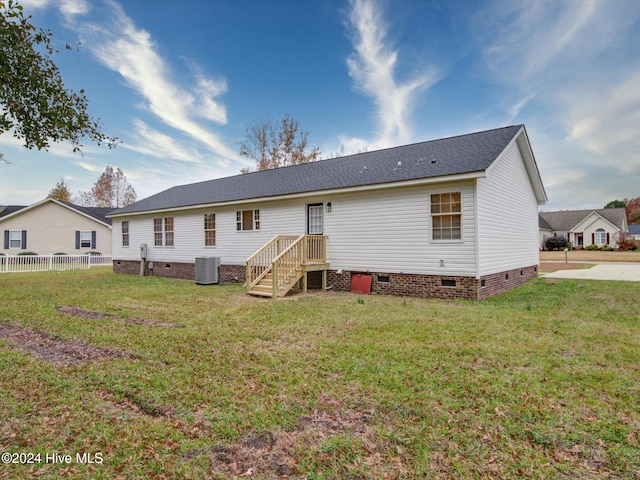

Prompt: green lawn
xmin=0 ymin=270 xmax=638 ymax=479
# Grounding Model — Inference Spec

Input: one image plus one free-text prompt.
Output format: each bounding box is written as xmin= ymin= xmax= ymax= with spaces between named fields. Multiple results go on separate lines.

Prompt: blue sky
xmin=1 ymin=0 xmax=639 ymax=211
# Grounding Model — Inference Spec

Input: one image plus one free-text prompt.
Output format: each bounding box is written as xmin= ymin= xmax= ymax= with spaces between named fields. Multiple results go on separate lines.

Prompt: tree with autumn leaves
xmin=238 ymin=114 xmax=321 ymax=173
xmin=47 ymin=167 xmax=137 ymax=208
xmin=76 ymin=166 xmax=136 ymax=208
xmin=605 ymin=197 xmax=640 ymax=224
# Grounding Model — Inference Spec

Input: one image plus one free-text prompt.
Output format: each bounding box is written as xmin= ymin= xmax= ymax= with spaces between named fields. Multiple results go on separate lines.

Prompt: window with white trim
xmin=204 ymin=213 xmax=216 ymax=246
xmin=80 ymin=231 xmax=92 ymax=248
xmin=9 ymin=230 xmax=23 ymax=249
xmin=431 ymin=192 xmax=462 ymax=240
xmin=153 ymin=217 xmax=174 ymax=246
xmin=594 ymin=228 xmax=607 ymax=246
xmin=236 ymin=209 xmax=260 ymax=231
xmin=122 ymin=221 xmax=130 ymax=247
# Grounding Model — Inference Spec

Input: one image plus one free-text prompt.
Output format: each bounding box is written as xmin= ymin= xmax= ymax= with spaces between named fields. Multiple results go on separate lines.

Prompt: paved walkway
xmin=542 ymin=263 xmax=640 ymax=282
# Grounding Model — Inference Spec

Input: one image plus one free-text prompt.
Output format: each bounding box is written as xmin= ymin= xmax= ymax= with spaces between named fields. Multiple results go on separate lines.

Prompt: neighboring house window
xmin=431 ymin=192 xmax=461 ymax=240
xmin=75 ymin=230 xmax=96 ymax=249
xmin=594 ymin=228 xmax=607 ymax=246
xmin=236 ymin=209 xmax=260 ymax=231
xmin=122 ymin=221 xmax=130 ymax=247
xmin=153 ymin=217 xmax=174 ymax=246
xmin=204 ymin=213 xmax=216 ymax=246
xmin=80 ymin=231 xmax=91 ymax=248
xmin=5 ymin=230 xmax=26 ymax=249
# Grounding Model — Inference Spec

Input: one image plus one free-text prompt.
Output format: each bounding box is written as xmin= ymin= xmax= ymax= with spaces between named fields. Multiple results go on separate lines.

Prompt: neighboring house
xmin=628 ymin=224 xmax=640 ymax=240
xmin=109 ymin=125 xmax=547 ymax=300
xmin=0 ymin=198 xmax=112 ymax=255
xmin=539 ymin=208 xmax=628 ymax=249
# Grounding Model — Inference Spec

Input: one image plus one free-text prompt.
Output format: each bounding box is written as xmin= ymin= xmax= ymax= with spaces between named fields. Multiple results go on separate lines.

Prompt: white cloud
xmin=121 ymin=119 xmax=204 ymax=164
xmin=74 ymin=161 xmax=104 ymax=174
xmin=345 ymin=0 xmax=439 ymax=147
xmin=58 ymin=0 xmax=240 ymax=162
xmin=474 ymin=0 xmax=640 ymax=208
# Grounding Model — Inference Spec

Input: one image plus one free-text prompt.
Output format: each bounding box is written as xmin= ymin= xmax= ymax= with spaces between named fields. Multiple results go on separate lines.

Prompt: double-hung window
xmin=236 ymin=209 xmax=260 ymax=231
xmin=431 ymin=192 xmax=462 ymax=240
xmin=204 ymin=213 xmax=216 ymax=246
xmin=122 ymin=221 xmax=130 ymax=247
xmin=9 ymin=230 xmax=24 ymax=249
xmin=80 ymin=231 xmax=92 ymax=248
xmin=154 ymin=217 xmax=174 ymax=246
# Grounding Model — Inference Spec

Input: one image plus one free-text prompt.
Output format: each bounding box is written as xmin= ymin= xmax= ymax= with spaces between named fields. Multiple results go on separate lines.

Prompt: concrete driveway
xmin=542 ymin=263 xmax=640 ymax=282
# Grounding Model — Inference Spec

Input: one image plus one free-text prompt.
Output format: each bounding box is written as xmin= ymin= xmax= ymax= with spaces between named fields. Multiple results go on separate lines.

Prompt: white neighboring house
xmin=108 ymin=125 xmax=547 ymax=300
xmin=0 ymin=198 xmax=112 ymax=255
xmin=539 ymin=208 xmax=628 ymax=249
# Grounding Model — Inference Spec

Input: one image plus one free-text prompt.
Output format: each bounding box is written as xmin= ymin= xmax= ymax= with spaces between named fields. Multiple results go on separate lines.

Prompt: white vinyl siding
xmin=111 ymin=182 xmax=477 ymax=276
xmin=325 ymin=183 xmax=476 ymax=276
xmin=476 ymin=138 xmax=540 ymax=276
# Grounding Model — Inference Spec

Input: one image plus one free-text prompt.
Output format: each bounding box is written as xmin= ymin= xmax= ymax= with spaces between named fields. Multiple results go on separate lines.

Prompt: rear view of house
xmin=109 ymin=125 xmax=547 ymax=300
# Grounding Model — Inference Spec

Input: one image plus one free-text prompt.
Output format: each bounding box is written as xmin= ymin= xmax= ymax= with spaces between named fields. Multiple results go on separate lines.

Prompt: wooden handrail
xmin=246 ymin=234 xmax=327 ymax=296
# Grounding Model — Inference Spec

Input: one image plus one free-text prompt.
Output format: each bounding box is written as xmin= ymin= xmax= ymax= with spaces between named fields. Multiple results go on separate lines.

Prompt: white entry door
xmin=307 ymin=204 xmax=323 ymax=235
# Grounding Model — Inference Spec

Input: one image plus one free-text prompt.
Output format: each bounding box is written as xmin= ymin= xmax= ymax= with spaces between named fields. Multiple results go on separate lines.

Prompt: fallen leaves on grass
xmin=183 ymin=408 xmax=407 ymax=478
xmin=0 ymin=322 xmax=134 ymax=365
xmin=56 ymin=305 xmax=183 ymax=328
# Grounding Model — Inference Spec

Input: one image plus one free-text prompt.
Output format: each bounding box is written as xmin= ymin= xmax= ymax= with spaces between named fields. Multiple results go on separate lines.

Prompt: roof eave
xmin=108 ymin=170 xmax=486 ymax=218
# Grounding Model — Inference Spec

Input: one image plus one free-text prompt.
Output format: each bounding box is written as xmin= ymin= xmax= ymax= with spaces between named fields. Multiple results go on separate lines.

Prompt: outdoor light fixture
xmin=326 ymin=202 xmax=332 ymax=213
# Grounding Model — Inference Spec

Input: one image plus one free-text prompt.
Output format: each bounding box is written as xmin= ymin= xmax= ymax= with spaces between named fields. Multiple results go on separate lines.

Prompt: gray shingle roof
xmin=539 ymin=208 xmax=627 ymax=232
xmin=0 ymin=206 xmax=27 ymax=218
xmin=111 ymin=125 xmax=524 ymax=216
xmin=59 ymin=201 xmax=113 ymax=226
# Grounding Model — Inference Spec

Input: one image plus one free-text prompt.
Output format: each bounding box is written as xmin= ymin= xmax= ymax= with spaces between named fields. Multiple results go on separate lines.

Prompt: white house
xmin=108 ymin=125 xmax=547 ymax=300
xmin=1 ymin=198 xmax=112 ymax=255
xmin=539 ymin=208 xmax=628 ymax=249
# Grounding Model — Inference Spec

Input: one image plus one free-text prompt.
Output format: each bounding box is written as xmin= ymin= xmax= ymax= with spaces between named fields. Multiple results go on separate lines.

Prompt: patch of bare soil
xmin=94 ymin=389 xmax=177 ymax=419
xmin=0 ymin=322 xmax=134 ymax=365
xmin=184 ymin=408 xmax=403 ymax=478
xmin=56 ymin=306 xmax=183 ymax=328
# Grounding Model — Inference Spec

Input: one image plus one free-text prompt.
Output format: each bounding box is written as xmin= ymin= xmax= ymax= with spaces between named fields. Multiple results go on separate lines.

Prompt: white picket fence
xmin=0 ymin=254 xmax=112 ymax=273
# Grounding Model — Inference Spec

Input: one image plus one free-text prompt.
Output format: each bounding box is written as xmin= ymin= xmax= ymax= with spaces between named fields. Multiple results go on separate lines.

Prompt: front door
xmin=307 ymin=204 xmax=323 ymax=235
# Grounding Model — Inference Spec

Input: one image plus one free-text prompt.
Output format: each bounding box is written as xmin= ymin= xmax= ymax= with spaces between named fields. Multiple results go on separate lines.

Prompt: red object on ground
xmin=350 ymin=273 xmax=372 ymax=294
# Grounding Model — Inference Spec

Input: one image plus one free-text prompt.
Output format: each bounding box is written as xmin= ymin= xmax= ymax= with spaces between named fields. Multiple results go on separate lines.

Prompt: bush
xmin=545 ymin=236 xmax=568 ymax=250
xmin=86 ymin=251 xmax=102 ymax=256
xmin=17 ymin=251 xmax=38 ymax=255
xmin=585 ymin=244 xmax=600 ymax=251
xmin=601 ymin=245 xmax=613 ymax=251
xmin=53 ymin=252 xmax=68 ymax=256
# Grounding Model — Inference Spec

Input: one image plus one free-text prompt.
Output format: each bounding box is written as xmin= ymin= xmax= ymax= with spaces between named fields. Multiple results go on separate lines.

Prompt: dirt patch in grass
xmin=184 ymin=408 xmax=403 ymax=478
xmin=94 ymin=389 xmax=177 ymax=419
xmin=0 ymin=322 xmax=134 ymax=365
xmin=56 ymin=305 xmax=183 ymax=328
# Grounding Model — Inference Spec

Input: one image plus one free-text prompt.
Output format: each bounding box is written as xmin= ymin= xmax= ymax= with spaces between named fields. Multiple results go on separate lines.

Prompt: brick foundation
xmin=327 ymin=265 xmax=538 ymax=300
xmin=113 ymin=260 xmax=537 ymax=299
xmin=112 ymin=260 xmax=245 ymax=283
